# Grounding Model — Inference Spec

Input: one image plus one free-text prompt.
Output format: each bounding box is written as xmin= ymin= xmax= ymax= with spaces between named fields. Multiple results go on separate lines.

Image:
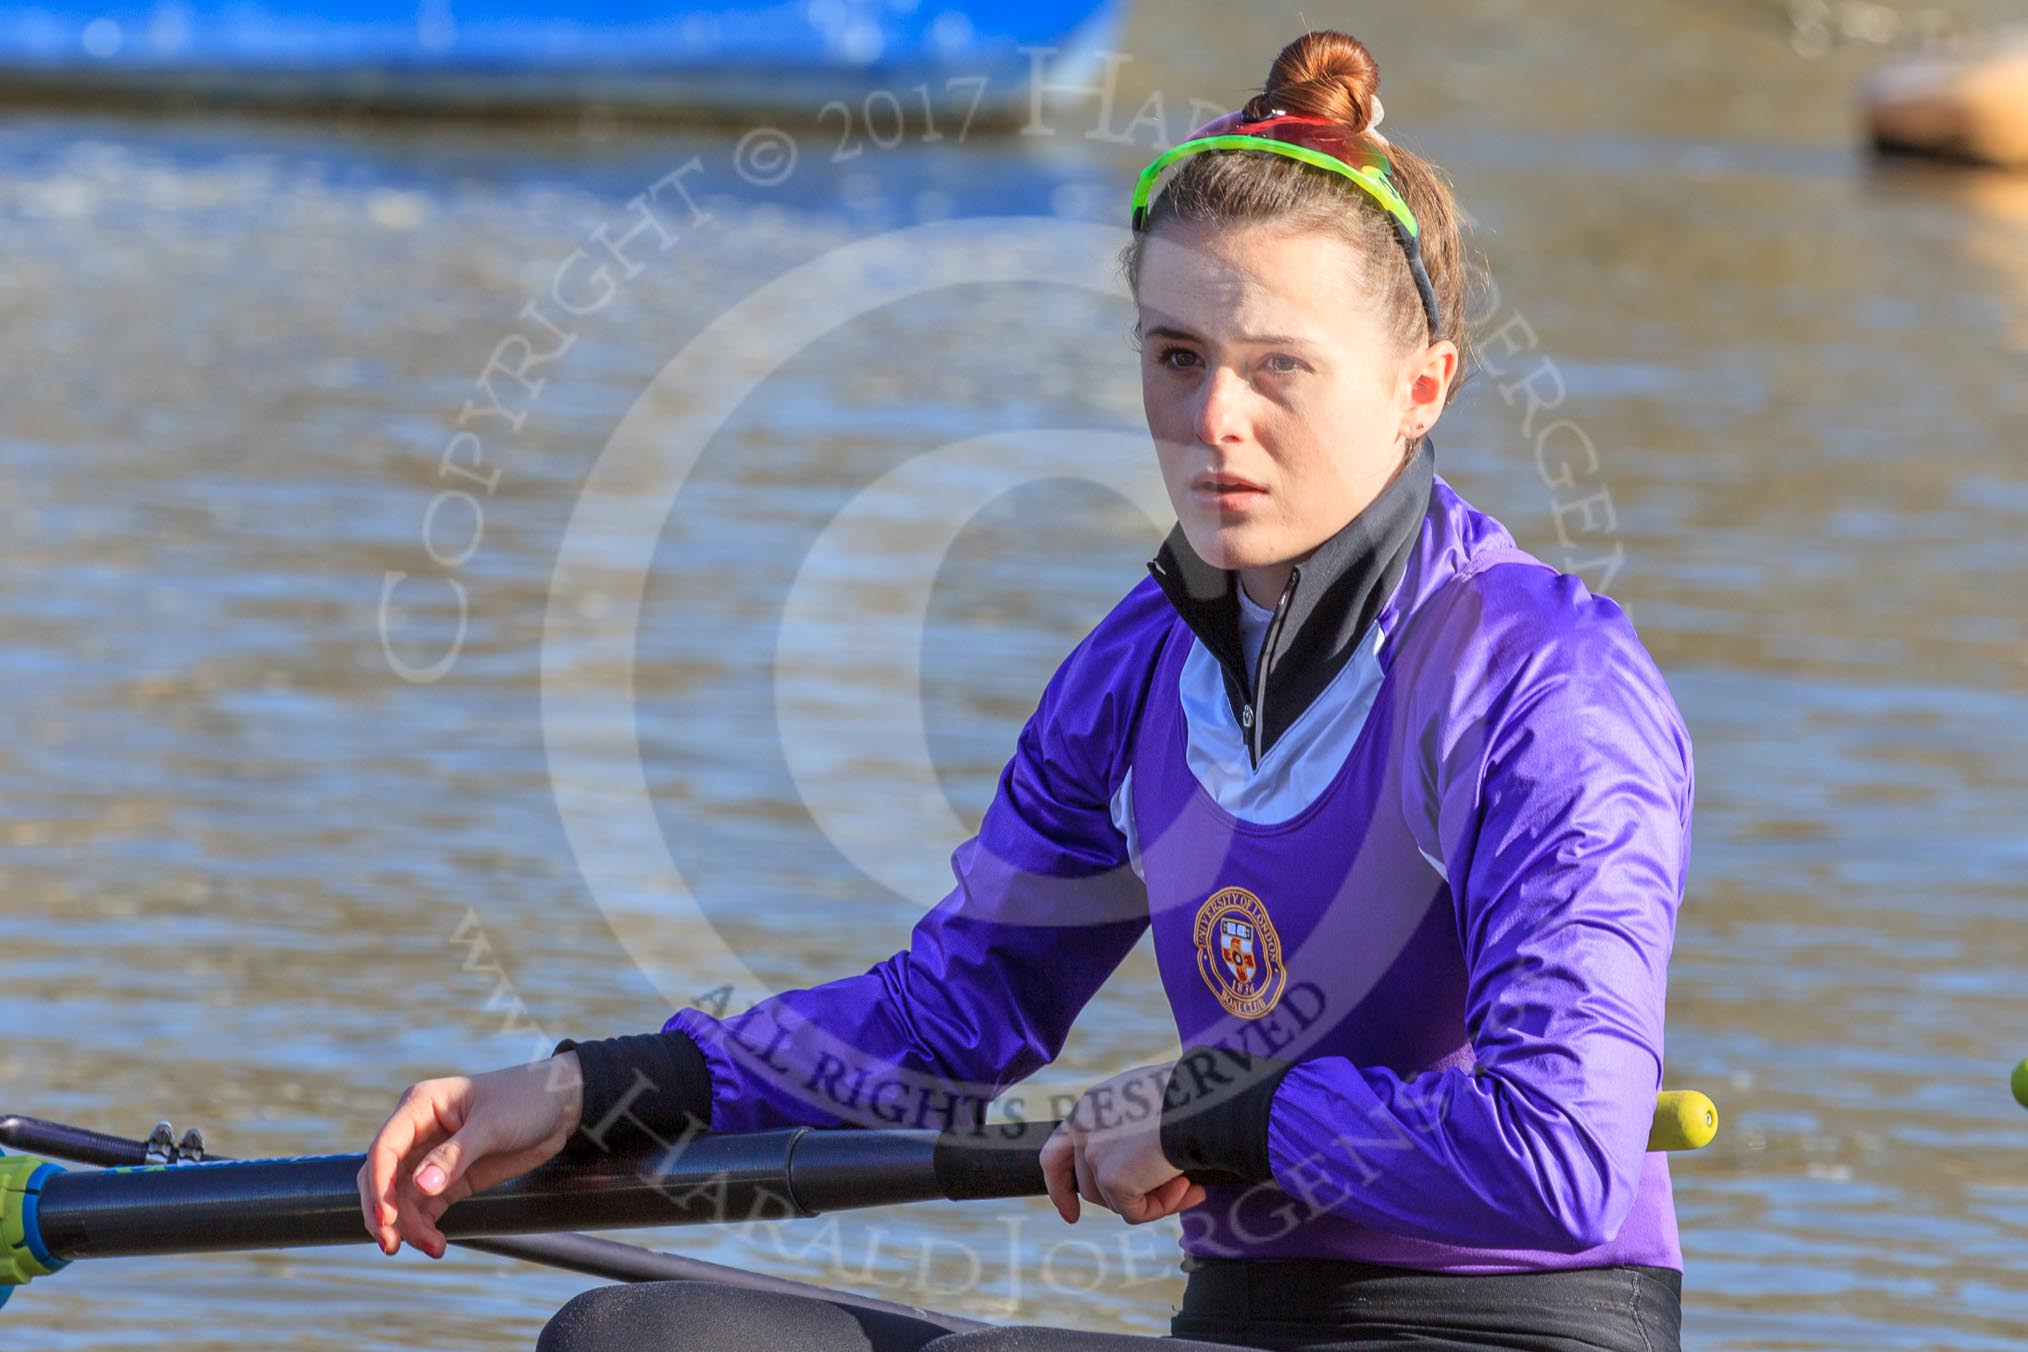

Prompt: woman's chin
xmin=1181 ymin=518 xmax=1290 ymax=572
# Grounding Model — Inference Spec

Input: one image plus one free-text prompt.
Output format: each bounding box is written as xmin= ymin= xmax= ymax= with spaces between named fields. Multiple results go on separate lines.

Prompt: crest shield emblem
xmin=1192 ymin=887 xmax=1286 ymax=1020
xmin=1219 ymin=918 xmax=1257 ymax=986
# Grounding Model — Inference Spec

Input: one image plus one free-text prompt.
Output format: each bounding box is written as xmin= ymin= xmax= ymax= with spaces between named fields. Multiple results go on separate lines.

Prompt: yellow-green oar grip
xmin=2010 ymin=1060 xmax=2028 ymax=1109
xmin=1 ymin=1153 xmax=67 ymax=1295
xmin=1649 ymin=1090 xmax=1718 ymax=1152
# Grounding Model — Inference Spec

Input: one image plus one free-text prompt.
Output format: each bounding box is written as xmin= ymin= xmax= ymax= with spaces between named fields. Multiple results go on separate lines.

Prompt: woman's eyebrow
xmin=1144 ymin=323 xmax=1312 ymax=347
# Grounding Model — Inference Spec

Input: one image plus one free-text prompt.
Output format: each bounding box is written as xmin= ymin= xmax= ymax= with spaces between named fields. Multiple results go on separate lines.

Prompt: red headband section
xmin=1225 ymin=112 xmax=1370 ymax=162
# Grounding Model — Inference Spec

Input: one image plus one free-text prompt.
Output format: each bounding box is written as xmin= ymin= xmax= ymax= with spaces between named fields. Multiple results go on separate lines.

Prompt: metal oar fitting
xmin=0 ymin=1151 xmax=70 ymax=1306
xmin=141 ymin=1121 xmax=208 ymax=1166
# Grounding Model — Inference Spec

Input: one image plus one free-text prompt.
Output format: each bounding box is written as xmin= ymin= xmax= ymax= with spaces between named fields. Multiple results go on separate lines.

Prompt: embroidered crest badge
xmin=1192 ymin=886 xmax=1286 ymax=1019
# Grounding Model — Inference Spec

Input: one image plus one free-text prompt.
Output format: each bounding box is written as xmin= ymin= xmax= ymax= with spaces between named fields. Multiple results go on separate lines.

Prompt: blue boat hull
xmin=0 ymin=1 xmax=1127 ymax=117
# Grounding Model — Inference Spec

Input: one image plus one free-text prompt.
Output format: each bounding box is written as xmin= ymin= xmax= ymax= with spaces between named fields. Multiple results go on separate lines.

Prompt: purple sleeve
xmin=664 ymin=593 xmax=1161 ymax=1135
xmin=1263 ymin=565 xmax=1693 ymax=1253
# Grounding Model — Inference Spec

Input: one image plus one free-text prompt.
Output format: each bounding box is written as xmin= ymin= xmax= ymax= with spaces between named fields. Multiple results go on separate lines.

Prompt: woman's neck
xmin=1239 ymin=561 xmax=1300 ymax=611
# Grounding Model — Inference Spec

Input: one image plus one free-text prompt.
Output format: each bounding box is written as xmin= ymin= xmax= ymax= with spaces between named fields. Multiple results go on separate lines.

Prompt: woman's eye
xmin=1151 ymin=348 xmax=1302 ymax=374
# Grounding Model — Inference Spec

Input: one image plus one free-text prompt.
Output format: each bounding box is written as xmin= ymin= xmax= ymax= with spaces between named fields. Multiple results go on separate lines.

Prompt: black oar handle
xmin=20 ymin=1089 xmax=1719 ymax=1268
xmin=1 ymin=1112 xmax=989 ymax=1325
xmin=31 ymin=1122 xmax=1094 ymax=1263
xmin=929 ymin=1120 xmax=1050 ymax=1201
xmin=38 ymin=1133 xmax=774 ymax=1260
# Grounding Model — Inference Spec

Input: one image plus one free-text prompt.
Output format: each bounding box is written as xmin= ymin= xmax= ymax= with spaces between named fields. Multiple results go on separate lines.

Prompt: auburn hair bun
xmin=1242 ymin=30 xmax=1382 ymax=137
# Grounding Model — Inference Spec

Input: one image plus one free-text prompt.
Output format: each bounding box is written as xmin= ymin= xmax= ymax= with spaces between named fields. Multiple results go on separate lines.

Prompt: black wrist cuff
xmin=551 ymin=1031 xmax=714 ymax=1158
xmin=1159 ymin=1045 xmax=1295 ymax=1185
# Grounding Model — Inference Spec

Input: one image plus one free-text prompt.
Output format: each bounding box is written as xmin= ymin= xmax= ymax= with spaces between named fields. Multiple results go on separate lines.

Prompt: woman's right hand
xmin=355 ymin=1052 xmax=584 ymax=1259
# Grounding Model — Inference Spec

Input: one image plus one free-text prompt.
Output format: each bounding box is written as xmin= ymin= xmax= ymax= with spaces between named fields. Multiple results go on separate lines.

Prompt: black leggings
xmin=536 ymin=1260 xmax=1683 ymax=1352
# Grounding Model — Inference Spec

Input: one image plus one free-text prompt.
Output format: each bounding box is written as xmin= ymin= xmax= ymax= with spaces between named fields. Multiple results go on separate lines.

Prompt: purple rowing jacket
xmin=575 ymin=441 xmax=1692 ymax=1275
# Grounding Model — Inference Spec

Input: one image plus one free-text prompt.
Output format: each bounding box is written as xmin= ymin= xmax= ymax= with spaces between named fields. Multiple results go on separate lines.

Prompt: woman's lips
xmin=1190 ymin=473 xmax=1268 ymax=510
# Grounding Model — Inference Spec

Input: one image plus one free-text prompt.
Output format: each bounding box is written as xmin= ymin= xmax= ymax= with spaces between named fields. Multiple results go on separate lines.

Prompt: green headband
xmin=1129 ymin=130 xmax=1442 ymax=342
xmin=1131 ymin=133 xmax=1419 ymax=239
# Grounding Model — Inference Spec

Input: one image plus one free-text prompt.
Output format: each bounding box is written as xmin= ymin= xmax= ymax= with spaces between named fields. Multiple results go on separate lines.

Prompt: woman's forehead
xmin=1136 ymin=225 xmax=1361 ymax=344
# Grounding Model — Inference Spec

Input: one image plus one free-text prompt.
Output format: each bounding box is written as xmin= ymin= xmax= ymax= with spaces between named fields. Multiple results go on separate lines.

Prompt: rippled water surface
xmin=3 ymin=2 xmax=2027 ymax=1348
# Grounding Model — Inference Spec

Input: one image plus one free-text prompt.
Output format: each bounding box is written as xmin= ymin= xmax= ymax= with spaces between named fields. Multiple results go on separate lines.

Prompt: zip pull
xmin=1248 ymin=568 xmax=1301 ymax=768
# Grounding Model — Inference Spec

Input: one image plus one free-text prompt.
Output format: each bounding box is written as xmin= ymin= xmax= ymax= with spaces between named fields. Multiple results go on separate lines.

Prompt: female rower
xmin=360 ymin=28 xmax=1693 ymax=1351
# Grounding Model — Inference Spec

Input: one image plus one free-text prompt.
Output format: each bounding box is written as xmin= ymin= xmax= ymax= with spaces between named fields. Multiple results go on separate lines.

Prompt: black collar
xmin=1146 ymin=438 xmax=1436 ymax=767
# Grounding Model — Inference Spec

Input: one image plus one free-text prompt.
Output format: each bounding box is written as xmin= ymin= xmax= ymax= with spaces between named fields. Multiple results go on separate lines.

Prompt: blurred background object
xmin=1868 ymin=25 xmax=2028 ymax=167
xmin=0 ymin=0 xmax=1125 ymax=120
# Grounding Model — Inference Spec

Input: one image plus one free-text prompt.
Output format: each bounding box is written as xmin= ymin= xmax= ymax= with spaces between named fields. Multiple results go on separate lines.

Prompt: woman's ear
xmin=1399 ymin=339 xmax=1460 ymax=440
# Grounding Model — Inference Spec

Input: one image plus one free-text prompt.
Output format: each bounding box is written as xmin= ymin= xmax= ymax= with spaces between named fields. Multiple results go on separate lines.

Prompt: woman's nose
xmin=1192 ymin=364 xmax=1251 ymax=446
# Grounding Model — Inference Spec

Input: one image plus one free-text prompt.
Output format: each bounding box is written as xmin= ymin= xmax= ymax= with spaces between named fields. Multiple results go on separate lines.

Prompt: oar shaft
xmin=1 ymin=1113 xmax=984 ymax=1326
xmin=32 ymin=1125 xmax=996 ymax=1262
xmin=23 ymin=1092 xmax=1716 ymax=1267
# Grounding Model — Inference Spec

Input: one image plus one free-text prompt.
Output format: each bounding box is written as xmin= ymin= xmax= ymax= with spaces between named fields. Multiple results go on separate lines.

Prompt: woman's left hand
xmin=1039 ymin=1061 xmax=1208 ymax=1225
